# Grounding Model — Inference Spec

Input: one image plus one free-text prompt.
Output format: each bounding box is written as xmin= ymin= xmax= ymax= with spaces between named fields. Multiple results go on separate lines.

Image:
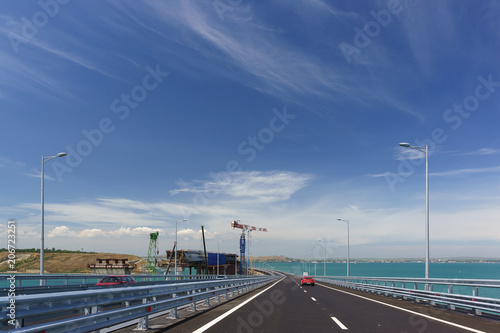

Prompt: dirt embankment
xmin=252 ymin=255 xmax=293 ymax=262
xmin=0 ymin=252 xmax=145 ymax=274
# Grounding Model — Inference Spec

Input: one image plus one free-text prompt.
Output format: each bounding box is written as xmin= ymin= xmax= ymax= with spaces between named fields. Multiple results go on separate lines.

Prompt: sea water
xmin=253 ymin=261 xmax=500 ymax=299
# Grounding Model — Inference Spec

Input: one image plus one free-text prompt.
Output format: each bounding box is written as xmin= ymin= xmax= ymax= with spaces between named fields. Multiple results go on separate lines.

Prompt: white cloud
xmin=394 ymin=147 xmax=426 ymax=161
xmin=4 ymin=182 xmax=500 ymax=258
xmin=18 ymin=198 xmax=193 ymax=227
xmin=171 ymin=170 xmax=312 ymax=203
xmin=0 ymin=155 xmax=25 ymax=169
xmin=48 ymin=226 xmax=162 ymax=238
xmin=177 ymin=228 xmax=219 ymax=240
xmin=366 ymin=172 xmax=391 ymax=178
xmin=431 ymin=166 xmax=500 ymax=177
xmin=120 ymin=0 xmax=426 ymax=117
xmin=475 ymin=148 xmax=499 ymax=155
xmin=453 ymin=148 xmax=500 ymax=156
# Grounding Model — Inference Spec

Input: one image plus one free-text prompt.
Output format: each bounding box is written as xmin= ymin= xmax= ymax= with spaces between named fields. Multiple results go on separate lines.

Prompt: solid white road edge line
xmin=331 ymin=317 xmax=348 ymax=330
xmin=319 ymin=284 xmax=486 ymax=333
xmin=192 ymin=278 xmax=284 ymax=333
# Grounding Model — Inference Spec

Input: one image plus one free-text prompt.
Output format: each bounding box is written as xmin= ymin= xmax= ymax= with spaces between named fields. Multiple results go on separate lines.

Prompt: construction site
xmin=86 ymin=221 xmax=268 ymax=276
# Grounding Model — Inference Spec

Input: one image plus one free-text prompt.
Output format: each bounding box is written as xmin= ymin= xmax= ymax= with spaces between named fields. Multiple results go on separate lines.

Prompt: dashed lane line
xmin=319 ymin=283 xmax=486 ymax=333
xmin=331 ymin=317 xmax=348 ymax=330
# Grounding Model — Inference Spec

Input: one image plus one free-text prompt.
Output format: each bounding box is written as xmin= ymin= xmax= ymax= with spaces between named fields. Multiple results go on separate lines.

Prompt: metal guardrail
xmin=314 ymin=276 xmax=500 ymax=316
xmin=1 ymin=276 xmax=278 ymax=332
xmin=0 ymin=274 xmax=248 ymax=296
xmin=0 ymin=273 xmax=241 ymax=288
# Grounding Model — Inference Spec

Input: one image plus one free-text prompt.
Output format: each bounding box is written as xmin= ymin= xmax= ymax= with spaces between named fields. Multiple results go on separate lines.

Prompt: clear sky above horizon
xmin=1 ymin=0 xmax=499 ymax=260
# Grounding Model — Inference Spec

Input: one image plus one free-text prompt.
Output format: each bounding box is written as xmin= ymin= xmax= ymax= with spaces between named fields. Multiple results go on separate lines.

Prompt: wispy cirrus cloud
xmin=0 ymin=155 xmax=25 ymax=168
xmin=394 ymin=147 xmax=426 ymax=161
xmin=171 ymin=170 xmax=312 ymax=203
xmin=19 ymin=198 xmax=188 ymax=227
xmin=0 ymin=0 xmax=460 ymax=118
xmin=0 ymin=46 xmax=84 ymax=102
xmin=451 ymin=148 xmax=500 ymax=156
xmin=366 ymin=171 xmax=392 ymax=178
xmin=431 ymin=166 xmax=500 ymax=177
xmin=113 ymin=0 xmax=426 ymax=117
xmin=0 ymin=4 xmax=139 ymax=103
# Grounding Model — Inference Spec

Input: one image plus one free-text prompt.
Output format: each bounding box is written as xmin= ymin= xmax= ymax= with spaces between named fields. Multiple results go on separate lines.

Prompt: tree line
xmin=0 ymin=248 xmax=95 ymax=254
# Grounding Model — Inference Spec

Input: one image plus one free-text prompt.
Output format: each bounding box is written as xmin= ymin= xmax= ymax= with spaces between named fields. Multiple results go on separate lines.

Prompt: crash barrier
xmin=0 ymin=273 xmax=242 ymax=288
xmin=1 ymin=276 xmax=278 ymax=332
xmin=314 ymin=275 xmax=500 ymax=316
xmin=0 ymin=274 xmax=250 ymax=296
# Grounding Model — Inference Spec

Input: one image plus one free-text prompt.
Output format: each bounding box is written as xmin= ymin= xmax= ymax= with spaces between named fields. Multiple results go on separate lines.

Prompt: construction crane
xmin=231 ymin=220 xmax=267 ymax=275
xmin=146 ymin=231 xmax=160 ymax=273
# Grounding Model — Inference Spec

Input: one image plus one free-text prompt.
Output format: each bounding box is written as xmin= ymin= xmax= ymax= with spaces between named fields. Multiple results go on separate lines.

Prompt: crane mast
xmin=146 ymin=231 xmax=160 ymax=273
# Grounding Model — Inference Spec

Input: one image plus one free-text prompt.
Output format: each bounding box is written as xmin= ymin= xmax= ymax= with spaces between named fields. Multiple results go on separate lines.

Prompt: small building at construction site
xmin=87 ymin=258 xmax=137 ymax=275
xmin=159 ymin=250 xmax=238 ymax=275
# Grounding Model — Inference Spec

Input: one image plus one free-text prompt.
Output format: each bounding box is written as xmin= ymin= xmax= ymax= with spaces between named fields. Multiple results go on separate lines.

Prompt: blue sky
xmin=1 ymin=0 xmax=500 ymax=260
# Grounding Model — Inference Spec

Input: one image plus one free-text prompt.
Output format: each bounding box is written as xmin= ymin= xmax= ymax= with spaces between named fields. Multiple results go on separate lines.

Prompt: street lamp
xmin=175 ymin=219 xmax=187 ymax=276
xmin=41 ymin=152 xmax=67 ymax=276
xmin=217 ymin=239 xmax=225 ymax=275
xmin=318 ymin=240 xmax=327 ymax=276
xmin=337 ymin=218 xmax=350 ymax=277
xmin=399 ymin=142 xmax=430 ymax=279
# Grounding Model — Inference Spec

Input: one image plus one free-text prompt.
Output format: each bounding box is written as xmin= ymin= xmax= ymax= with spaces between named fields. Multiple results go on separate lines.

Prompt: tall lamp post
xmin=399 ymin=142 xmax=430 ymax=279
xmin=337 ymin=218 xmax=350 ymax=277
xmin=318 ymin=240 xmax=327 ymax=276
xmin=41 ymin=152 xmax=67 ymax=276
xmin=175 ymin=219 xmax=187 ymax=276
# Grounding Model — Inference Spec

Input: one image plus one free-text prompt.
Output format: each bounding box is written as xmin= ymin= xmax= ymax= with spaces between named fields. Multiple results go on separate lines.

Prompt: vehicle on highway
xmin=95 ymin=275 xmax=137 ymax=286
xmin=301 ymin=276 xmax=315 ymax=286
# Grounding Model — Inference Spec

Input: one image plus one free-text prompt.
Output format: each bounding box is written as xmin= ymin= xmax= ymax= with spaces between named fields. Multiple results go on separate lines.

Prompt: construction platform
xmin=159 ymin=250 xmax=238 ymax=276
xmin=87 ymin=258 xmax=137 ymax=275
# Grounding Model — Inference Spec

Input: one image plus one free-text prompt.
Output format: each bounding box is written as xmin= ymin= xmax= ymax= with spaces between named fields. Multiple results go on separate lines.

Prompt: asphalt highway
xmin=114 ymin=274 xmax=500 ymax=332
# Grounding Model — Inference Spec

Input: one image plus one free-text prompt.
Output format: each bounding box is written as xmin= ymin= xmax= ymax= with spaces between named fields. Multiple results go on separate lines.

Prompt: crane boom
xmin=231 ymin=220 xmax=268 ymax=232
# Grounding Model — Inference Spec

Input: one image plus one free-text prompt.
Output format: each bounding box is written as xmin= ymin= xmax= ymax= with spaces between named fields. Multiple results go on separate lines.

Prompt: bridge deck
xmin=110 ymin=275 xmax=500 ymax=333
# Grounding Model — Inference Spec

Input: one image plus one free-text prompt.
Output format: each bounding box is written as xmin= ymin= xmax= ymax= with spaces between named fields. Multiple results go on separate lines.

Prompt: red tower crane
xmin=231 ymin=220 xmax=268 ymax=275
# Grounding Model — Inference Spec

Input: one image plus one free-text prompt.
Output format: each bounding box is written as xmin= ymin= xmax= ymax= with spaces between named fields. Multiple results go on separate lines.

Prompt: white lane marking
xmin=192 ymin=278 xmax=284 ymax=333
xmin=331 ymin=317 xmax=348 ymax=330
xmin=311 ymin=297 xmax=317 ymax=301
xmin=319 ymin=284 xmax=486 ymax=333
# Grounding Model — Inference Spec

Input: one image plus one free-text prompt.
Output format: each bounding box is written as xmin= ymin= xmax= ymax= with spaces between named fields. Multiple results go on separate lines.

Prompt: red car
xmin=301 ymin=276 xmax=315 ymax=286
xmin=95 ymin=275 xmax=137 ymax=286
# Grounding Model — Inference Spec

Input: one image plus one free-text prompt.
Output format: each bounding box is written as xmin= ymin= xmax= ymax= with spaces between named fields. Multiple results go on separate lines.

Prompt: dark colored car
xmin=95 ymin=275 xmax=137 ymax=286
xmin=301 ymin=276 xmax=315 ymax=286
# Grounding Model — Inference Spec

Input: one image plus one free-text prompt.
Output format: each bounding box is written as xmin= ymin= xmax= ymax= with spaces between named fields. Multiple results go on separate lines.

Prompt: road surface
xmin=114 ymin=275 xmax=500 ymax=332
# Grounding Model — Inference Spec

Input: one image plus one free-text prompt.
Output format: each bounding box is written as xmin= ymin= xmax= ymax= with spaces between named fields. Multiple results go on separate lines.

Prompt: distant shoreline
xmin=252 ymin=256 xmax=500 ymax=264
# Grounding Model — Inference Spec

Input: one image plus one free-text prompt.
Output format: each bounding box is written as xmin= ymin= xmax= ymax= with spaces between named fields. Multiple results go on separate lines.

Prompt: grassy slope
xmin=0 ymin=252 xmax=145 ymax=274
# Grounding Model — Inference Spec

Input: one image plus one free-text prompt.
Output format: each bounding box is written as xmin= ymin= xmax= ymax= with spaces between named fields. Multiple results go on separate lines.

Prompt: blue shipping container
xmin=208 ymin=253 xmax=226 ymax=265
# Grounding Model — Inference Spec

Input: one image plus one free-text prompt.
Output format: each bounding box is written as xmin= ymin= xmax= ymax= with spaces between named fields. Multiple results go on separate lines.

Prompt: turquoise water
xmin=253 ymin=262 xmax=500 ymax=279
xmin=253 ymin=261 xmax=500 ymax=299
